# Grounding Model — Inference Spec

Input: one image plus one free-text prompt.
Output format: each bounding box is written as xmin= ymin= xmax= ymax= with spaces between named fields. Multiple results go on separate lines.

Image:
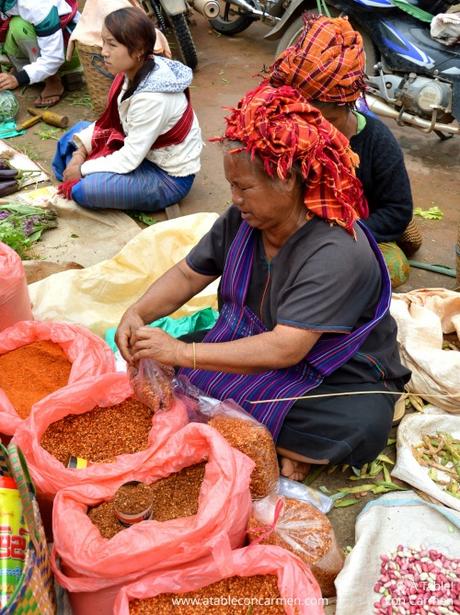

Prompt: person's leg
xmin=3 ymin=17 xmax=37 ymax=68
xmin=52 ymin=121 xmax=92 ymax=181
xmin=4 ymin=16 xmax=64 ymax=107
xmin=71 ymin=161 xmax=195 ymax=211
xmin=378 ymin=242 xmax=410 ymax=288
xmin=276 ymin=380 xmax=401 ymax=480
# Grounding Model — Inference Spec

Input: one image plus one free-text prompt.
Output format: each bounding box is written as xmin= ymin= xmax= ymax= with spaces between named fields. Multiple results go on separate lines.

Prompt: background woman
xmin=53 ymin=7 xmax=202 ymax=212
xmin=115 ymin=83 xmax=410 ymax=481
xmin=268 ymin=15 xmax=422 ymax=288
xmin=0 ymin=0 xmax=80 ymax=107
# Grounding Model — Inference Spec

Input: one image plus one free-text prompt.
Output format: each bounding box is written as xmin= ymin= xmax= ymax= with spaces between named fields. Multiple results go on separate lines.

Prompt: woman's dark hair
xmin=104 ymin=7 xmax=157 ymax=61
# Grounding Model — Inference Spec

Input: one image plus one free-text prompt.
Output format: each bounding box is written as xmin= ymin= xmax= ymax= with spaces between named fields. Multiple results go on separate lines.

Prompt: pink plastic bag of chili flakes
xmin=0 ymin=320 xmax=115 ymax=436
xmin=13 ymin=372 xmax=188 ymax=499
xmin=114 ymin=544 xmax=325 ymax=615
xmin=129 ymin=358 xmax=175 ymax=413
xmin=247 ymin=494 xmax=344 ymax=598
xmin=50 ymin=422 xmax=254 ymax=615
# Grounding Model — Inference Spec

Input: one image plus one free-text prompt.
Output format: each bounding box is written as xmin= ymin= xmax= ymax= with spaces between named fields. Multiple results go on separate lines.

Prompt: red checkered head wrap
xmin=269 ymin=15 xmax=366 ymax=104
xmin=222 ymin=82 xmax=368 ymax=234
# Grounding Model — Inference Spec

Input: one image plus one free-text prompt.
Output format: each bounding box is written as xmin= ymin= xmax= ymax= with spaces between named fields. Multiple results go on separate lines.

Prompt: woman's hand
xmin=63 ymin=160 xmax=82 ymax=182
xmin=0 ymin=73 xmax=18 ymax=91
xmin=131 ymin=327 xmax=185 ymax=366
xmin=115 ymin=308 xmax=145 ymax=364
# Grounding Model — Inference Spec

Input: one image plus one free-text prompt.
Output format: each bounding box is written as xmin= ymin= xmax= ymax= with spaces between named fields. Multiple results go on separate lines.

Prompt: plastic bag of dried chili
xmin=113 ymin=544 xmax=325 ymax=615
xmin=13 ymin=371 xmax=189 ymax=538
xmin=0 ymin=320 xmax=115 ymax=437
xmin=50 ymin=422 xmax=254 ymax=614
xmin=128 ymin=359 xmax=175 ymax=413
xmin=169 ymin=379 xmax=280 ymax=500
xmin=206 ymin=400 xmax=279 ymax=501
xmin=247 ymin=494 xmax=344 ymax=597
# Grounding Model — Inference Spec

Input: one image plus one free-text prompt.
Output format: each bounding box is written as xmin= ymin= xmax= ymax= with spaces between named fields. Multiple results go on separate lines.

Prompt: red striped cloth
xmin=221 ymin=82 xmax=368 ymax=234
xmin=269 ymin=15 xmax=366 ymax=104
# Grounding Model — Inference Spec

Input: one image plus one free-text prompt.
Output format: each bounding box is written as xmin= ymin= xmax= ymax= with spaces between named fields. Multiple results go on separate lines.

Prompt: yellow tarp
xmin=29 ymin=213 xmax=219 ymax=337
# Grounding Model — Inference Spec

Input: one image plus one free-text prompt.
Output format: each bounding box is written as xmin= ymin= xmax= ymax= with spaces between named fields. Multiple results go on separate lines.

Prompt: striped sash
xmin=180 ymin=220 xmax=391 ymax=439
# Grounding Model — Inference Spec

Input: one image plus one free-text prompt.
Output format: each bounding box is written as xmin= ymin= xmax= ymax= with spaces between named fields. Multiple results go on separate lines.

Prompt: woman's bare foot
xmin=34 ymin=75 xmax=64 ymax=108
xmin=279 ymin=456 xmax=311 ymax=482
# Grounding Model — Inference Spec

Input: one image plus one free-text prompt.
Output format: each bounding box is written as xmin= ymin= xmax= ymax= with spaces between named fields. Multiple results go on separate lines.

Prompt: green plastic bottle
xmin=0 ymin=475 xmax=28 ymax=608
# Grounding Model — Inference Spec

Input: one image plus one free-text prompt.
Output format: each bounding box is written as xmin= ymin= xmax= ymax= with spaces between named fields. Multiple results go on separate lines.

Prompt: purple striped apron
xmin=180 ymin=220 xmax=392 ymax=439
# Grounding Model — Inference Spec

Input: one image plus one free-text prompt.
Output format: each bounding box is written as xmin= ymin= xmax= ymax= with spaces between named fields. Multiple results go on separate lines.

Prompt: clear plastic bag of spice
xmin=248 ymin=494 xmax=344 ymax=597
xmin=206 ymin=399 xmax=279 ymax=500
xmin=129 ymin=359 xmax=175 ymax=413
xmin=172 ymin=378 xmax=280 ymax=499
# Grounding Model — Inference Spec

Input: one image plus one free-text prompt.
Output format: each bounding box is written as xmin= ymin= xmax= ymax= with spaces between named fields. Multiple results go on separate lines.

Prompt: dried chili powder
xmin=40 ymin=397 xmax=154 ymax=464
xmin=0 ymin=340 xmax=72 ymax=419
xmin=88 ymin=463 xmax=207 ymax=540
xmin=129 ymin=575 xmax=284 ymax=614
xmin=208 ymin=415 xmax=279 ymax=500
xmin=114 ymin=482 xmax=153 ymax=516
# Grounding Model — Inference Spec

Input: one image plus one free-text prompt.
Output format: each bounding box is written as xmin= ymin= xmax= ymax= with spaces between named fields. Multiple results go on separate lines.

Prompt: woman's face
xmin=101 ymin=26 xmax=140 ymax=76
xmin=223 ymin=151 xmax=302 ymax=232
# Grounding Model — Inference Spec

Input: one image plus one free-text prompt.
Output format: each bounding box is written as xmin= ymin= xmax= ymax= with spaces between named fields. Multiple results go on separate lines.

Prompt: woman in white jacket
xmin=54 ymin=7 xmax=202 ymax=212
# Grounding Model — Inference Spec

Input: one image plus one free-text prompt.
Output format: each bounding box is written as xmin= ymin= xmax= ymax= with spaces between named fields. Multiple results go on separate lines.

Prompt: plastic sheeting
xmin=390 ymin=288 xmax=460 ymax=412
xmin=18 ymin=186 xmax=141 ymax=267
xmin=29 ymin=212 xmax=219 ymax=337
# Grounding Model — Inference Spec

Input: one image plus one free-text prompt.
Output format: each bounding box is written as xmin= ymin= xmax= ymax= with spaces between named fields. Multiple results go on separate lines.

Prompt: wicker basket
xmin=76 ymin=42 xmax=113 ymax=116
xmin=397 ymin=217 xmax=423 ymax=257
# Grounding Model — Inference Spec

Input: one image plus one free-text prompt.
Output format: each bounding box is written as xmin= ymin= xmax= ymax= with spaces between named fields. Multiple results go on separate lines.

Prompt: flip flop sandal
xmin=33 ymin=90 xmax=65 ymax=109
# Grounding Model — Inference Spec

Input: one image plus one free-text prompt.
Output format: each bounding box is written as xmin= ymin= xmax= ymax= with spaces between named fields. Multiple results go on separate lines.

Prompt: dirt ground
xmin=14 ymin=16 xmax=459 ymax=290
xmin=9 ymin=12 xmax=460 ymax=608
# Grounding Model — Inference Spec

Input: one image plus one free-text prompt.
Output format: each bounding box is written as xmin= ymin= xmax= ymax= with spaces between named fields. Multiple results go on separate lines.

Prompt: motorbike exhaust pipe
xmin=188 ymin=0 xmax=220 ymax=19
xmin=366 ymin=94 xmax=459 ymax=136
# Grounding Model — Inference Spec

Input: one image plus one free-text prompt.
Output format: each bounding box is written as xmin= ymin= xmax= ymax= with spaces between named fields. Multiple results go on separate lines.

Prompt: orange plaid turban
xmin=269 ymin=15 xmax=366 ymax=104
xmin=221 ymin=82 xmax=368 ymax=235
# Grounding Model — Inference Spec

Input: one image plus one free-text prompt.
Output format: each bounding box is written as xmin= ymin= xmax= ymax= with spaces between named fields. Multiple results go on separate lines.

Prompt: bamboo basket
xmin=76 ymin=42 xmax=113 ymax=116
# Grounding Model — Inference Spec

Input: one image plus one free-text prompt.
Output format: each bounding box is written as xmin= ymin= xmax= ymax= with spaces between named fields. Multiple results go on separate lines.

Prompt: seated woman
xmin=268 ymin=15 xmax=423 ymax=288
xmin=115 ymin=83 xmax=410 ymax=482
xmin=53 ymin=7 xmax=202 ymax=212
xmin=0 ymin=0 xmax=80 ymax=106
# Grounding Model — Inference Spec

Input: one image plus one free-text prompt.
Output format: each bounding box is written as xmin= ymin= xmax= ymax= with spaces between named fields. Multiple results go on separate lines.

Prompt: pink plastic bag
xmin=13 ymin=372 xmax=188 ymax=497
xmin=50 ymin=423 xmax=253 ymax=613
xmin=0 ymin=242 xmax=33 ymax=333
xmin=0 ymin=320 xmax=116 ymax=436
xmin=114 ymin=544 xmax=325 ymax=615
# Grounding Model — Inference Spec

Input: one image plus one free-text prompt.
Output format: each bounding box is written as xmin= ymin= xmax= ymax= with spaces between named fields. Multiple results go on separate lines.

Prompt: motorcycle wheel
xmin=210 ymin=1 xmax=256 ymax=36
xmin=276 ymin=9 xmax=377 ymax=74
xmin=170 ymin=13 xmax=198 ymax=70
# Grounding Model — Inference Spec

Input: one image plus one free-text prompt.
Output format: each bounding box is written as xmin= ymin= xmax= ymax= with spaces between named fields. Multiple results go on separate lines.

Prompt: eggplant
xmin=0 ymin=160 xmax=12 ymax=171
xmin=0 ymin=168 xmax=18 ymax=179
xmin=0 ymin=180 xmax=19 ymax=197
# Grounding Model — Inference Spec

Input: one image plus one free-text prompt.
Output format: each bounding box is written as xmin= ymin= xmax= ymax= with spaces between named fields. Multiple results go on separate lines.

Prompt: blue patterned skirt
xmin=53 ymin=122 xmax=195 ymax=211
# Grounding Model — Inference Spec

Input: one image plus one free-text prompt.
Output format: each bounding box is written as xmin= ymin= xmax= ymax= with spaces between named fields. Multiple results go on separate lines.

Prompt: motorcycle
xmin=203 ymin=1 xmax=460 ymax=137
xmin=141 ymin=0 xmax=199 ymax=69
